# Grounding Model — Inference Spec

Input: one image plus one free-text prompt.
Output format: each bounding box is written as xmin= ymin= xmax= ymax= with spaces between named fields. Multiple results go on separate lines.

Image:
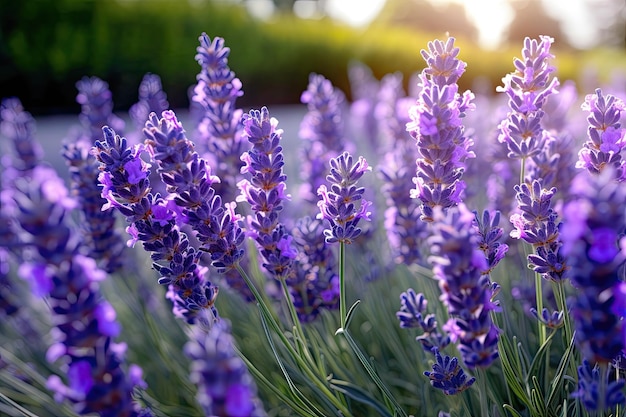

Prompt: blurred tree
xmin=372 ymin=0 xmax=479 ymax=43
xmin=505 ymin=0 xmax=569 ymax=48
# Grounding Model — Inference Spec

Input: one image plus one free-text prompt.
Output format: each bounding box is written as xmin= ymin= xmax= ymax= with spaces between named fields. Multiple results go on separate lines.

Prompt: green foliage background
xmin=2 ymin=0 xmax=626 ymax=115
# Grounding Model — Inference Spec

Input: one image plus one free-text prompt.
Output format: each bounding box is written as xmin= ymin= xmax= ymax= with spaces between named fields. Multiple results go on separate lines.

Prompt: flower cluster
xmin=406 ymin=37 xmax=475 ymax=221
xmin=577 ymin=88 xmax=626 ymax=179
xmin=428 ymin=204 xmax=500 ymax=369
xmin=63 ymin=78 xmax=127 ymax=272
xmin=424 ymin=349 xmax=476 ymax=395
xmin=298 ymin=73 xmax=349 ymax=205
xmin=93 ymin=126 xmax=219 ymax=325
xmin=509 ymin=180 xmax=568 ymax=282
xmin=185 ymin=320 xmax=267 ymax=417
xmin=192 ymin=33 xmax=246 ymax=203
xmin=0 ymin=97 xmax=42 ymax=172
xmin=317 ymin=151 xmax=372 ymax=244
xmin=9 ymin=165 xmax=146 ymax=416
xmin=496 ymin=36 xmax=559 ymax=160
xmin=129 ymin=73 xmax=169 ymax=131
xmin=143 ymin=110 xmax=245 ymax=275
xmin=237 ymin=106 xmax=295 ymax=280
xmin=396 ymin=289 xmax=450 ymax=352
xmin=561 ymin=168 xmax=625 ymax=363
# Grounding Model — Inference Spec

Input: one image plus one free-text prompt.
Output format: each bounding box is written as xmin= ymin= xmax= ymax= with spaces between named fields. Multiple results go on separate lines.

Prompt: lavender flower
xmin=298 ymin=73 xmax=349 ymax=205
xmin=317 ymin=152 xmax=372 ymax=244
xmin=509 ymin=180 xmax=568 ymax=282
xmin=561 ymin=168 xmax=625 ymax=363
xmin=290 ymin=216 xmax=340 ymax=322
xmin=129 ymin=73 xmax=169 ymax=130
xmin=572 ymin=360 xmax=625 ymax=413
xmin=192 ymin=33 xmax=246 ymax=203
xmin=473 ymin=210 xmax=508 ymax=277
xmin=424 ymin=349 xmax=476 ymax=395
xmin=93 ymin=126 xmax=219 ymax=325
xmin=143 ymin=110 xmax=245 ymax=275
xmin=406 ymin=37 xmax=475 ymax=222
xmin=428 ymin=204 xmax=500 ymax=369
xmin=0 ymin=97 xmax=42 ymax=172
xmin=396 ymin=289 xmax=450 ymax=352
xmin=237 ymin=107 xmax=295 ymax=280
xmin=496 ymin=36 xmax=559 ymax=160
xmin=379 ymin=141 xmax=427 ymax=265
xmin=75 ymin=76 xmax=125 ymax=139
xmin=185 ymin=320 xmax=267 ymax=417
xmin=577 ymin=88 xmax=626 ymax=179
xmin=10 ymin=166 xmax=146 ymax=416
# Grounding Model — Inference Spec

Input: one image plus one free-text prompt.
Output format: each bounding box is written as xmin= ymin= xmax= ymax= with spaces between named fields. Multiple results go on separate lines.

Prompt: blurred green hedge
xmin=1 ymin=0 xmax=625 ymax=115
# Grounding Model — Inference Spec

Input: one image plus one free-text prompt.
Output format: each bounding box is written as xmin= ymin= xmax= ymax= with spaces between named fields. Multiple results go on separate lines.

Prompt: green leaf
xmin=546 ymin=331 xmax=576 ymax=410
xmin=329 ymin=379 xmax=394 ymax=417
xmin=503 ymin=404 xmax=524 ymax=417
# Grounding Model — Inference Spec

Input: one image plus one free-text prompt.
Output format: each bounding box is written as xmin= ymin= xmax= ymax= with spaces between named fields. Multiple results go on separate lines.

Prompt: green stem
xmin=339 ymin=241 xmax=347 ymax=330
xmin=552 ymin=280 xmax=573 ymax=349
xmin=477 ymin=369 xmax=490 ymax=417
xmin=236 ymin=264 xmax=353 ymax=417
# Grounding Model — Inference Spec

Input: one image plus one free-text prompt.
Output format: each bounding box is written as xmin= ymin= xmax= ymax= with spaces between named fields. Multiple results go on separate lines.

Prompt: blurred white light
xmin=294 ymin=0 xmax=319 ymax=19
xmin=246 ymin=0 xmax=275 ymax=20
xmin=325 ymin=0 xmax=387 ymax=27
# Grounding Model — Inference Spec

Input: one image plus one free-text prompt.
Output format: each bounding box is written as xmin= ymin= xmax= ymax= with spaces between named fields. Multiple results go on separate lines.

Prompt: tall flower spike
xmin=317 ymin=151 xmax=372 ymax=244
xmin=237 ymin=106 xmax=295 ymax=280
xmin=497 ymin=36 xmax=559 ymax=160
xmin=561 ymin=168 xmax=626 ymax=363
xmin=93 ymin=126 xmax=219 ymax=325
xmin=509 ymin=179 xmax=568 ymax=283
xmin=75 ymin=76 xmax=125 ymax=139
xmin=0 ymin=97 xmax=42 ymax=172
xmin=185 ymin=320 xmax=267 ymax=417
xmin=406 ymin=37 xmax=475 ymax=222
xmin=578 ymin=88 xmax=626 ymax=180
xmin=192 ymin=33 xmax=246 ymax=203
xmin=143 ymin=110 xmax=248 ymax=299
xmin=428 ymin=204 xmax=500 ymax=369
xmin=129 ymin=73 xmax=169 ymax=131
xmin=11 ymin=166 xmax=146 ymax=417
xmin=572 ymin=360 xmax=625 ymax=413
xmin=298 ymin=73 xmax=349 ymax=205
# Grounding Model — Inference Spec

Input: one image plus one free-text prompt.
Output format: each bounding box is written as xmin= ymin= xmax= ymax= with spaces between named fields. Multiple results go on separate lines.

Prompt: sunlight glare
xmin=325 ymin=0 xmax=387 ymax=27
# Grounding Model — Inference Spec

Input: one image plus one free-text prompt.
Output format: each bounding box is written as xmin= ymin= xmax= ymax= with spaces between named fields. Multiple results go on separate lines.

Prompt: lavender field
xmin=1 ymin=32 xmax=626 ymax=417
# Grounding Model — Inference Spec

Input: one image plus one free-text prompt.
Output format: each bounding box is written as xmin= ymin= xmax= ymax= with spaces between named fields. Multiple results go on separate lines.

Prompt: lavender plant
xmin=5 ymin=31 xmax=626 ymax=417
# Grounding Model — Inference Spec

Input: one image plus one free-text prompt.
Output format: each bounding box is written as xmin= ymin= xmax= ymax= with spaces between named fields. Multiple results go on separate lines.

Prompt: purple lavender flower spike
xmin=0 ymin=97 xmax=42 ymax=172
xmin=93 ymin=126 xmax=220 ymax=325
xmin=424 ymin=348 xmax=476 ymax=395
xmin=10 ymin=166 xmax=146 ymax=417
xmin=76 ymin=76 xmax=125 ymax=139
xmin=143 ymin=110 xmax=246 ymax=275
xmin=577 ymin=88 xmax=626 ymax=179
xmin=290 ymin=216 xmax=340 ymax=322
xmin=561 ymin=168 xmax=626 ymax=363
xmin=185 ymin=320 xmax=267 ymax=417
xmin=428 ymin=204 xmax=500 ymax=369
xmin=473 ymin=209 xmax=508 ymax=277
xmin=572 ymin=360 xmax=625 ymax=413
xmin=129 ymin=73 xmax=169 ymax=130
xmin=406 ymin=37 xmax=475 ymax=222
xmin=317 ymin=151 xmax=372 ymax=244
xmin=192 ymin=33 xmax=246 ymax=203
xmin=63 ymin=137 xmax=126 ymax=273
xmin=237 ymin=107 xmax=295 ymax=280
xmin=496 ymin=36 xmax=559 ymax=160
xmin=298 ymin=73 xmax=349 ymax=205
xmin=509 ymin=179 xmax=568 ymax=282
xmin=396 ymin=289 xmax=450 ymax=352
